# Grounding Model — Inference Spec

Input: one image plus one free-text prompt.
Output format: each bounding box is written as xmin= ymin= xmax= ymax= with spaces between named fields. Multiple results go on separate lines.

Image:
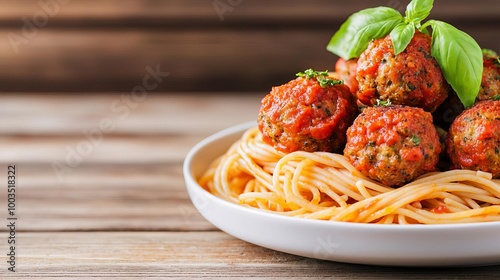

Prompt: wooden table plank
xmin=0 ymin=136 xmax=199 ymax=164
xmin=0 ymin=29 xmax=343 ymax=92
xmin=0 ymin=164 xmax=214 ymax=231
xmin=0 ymin=0 xmax=497 ymax=93
xmin=2 ymin=93 xmax=500 ymax=277
xmin=2 ymin=232 xmax=500 ymax=279
xmin=0 ymin=94 xmax=262 ymax=232
xmin=2 ymin=232 xmax=307 ymax=278
xmin=0 ymin=0 xmax=496 ymax=24
xmin=0 ymin=25 xmax=497 ymax=93
xmin=0 ymin=94 xmax=262 ymax=135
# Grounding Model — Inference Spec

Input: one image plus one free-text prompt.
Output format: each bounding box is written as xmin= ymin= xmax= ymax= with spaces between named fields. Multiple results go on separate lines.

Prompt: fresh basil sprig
xmin=422 ymin=20 xmax=483 ymax=108
xmin=390 ymin=22 xmax=415 ymax=55
xmin=326 ymin=7 xmax=403 ymax=60
xmin=406 ymin=0 xmax=433 ymax=27
xmin=326 ymin=0 xmax=483 ymax=108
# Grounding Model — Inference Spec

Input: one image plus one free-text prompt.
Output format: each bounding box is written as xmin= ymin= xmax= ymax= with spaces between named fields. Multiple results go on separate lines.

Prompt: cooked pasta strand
xmin=198 ymin=127 xmax=500 ymax=224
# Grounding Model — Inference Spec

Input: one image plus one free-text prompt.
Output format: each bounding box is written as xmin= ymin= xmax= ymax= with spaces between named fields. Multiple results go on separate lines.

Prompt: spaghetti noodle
xmin=199 ymin=127 xmax=500 ymax=224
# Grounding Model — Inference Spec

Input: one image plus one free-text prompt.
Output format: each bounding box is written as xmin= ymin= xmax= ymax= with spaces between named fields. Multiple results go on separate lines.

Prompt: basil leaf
xmin=406 ymin=0 xmax=433 ymax=24
xmin=426 ymin=20 xmax=483 ymax=108
xmin=390 ymin=22 xmax=416 ymax=55
xmin=327 ymin=7 xmax=404 ymax=60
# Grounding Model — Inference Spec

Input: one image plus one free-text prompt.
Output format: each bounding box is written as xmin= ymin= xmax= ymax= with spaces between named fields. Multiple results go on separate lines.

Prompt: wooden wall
xmin=0 ymin=0 xmax=498 ymax=93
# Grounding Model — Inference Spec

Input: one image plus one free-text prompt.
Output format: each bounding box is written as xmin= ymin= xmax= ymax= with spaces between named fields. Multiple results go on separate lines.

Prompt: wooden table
xmin=1 ymin=93 xmax=500 ymax=279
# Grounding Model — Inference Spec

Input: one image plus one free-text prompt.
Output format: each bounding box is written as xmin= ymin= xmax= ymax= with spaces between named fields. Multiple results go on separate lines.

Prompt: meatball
xmin=344 ymin=106 xmax=441 ymax=186
xmin=433 ymin=51 xmax=500 ymax=128
xmin=446 ymin=100 xmax=500 ymax=178
xmin=258 ymin=73 xmax=358 ymax=153
xmin=477 ymin=52 xmax=500 ymax=101
xmin=356 ymin=31 xmax=449 ymax=112
xmin=335 ymin=57 xmax=359 ymax=95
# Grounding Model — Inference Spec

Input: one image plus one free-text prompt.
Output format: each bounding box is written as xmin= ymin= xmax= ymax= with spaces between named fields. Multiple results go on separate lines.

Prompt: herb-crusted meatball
xmin=356 ymin=31 xmax=449 ymax=112
xmin=434 ymin=51 xmax=500 ymax=128
xmin=446 ymin=100 xmax=500 ymax=178
xmin=258 ymin=70 xmax=358 ymax=153
xmin=477 ymin=51 xmax=500 ymax=101
xmin=344 ymin=106 xmax=441 ymax=186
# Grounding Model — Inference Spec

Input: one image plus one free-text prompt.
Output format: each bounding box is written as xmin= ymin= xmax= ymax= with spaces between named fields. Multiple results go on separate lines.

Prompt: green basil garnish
xmin=326 ymin=7 xmax=403 ymax=60
xmin=326 ymin=0 xmax=483 ymax=108
xmin=422 ymin=20 xmax=483 ymax=108
xmin=390 ymin=22 xmax=416 ymax=55
xmin=406 ymin=0 xmax=433 ymax=26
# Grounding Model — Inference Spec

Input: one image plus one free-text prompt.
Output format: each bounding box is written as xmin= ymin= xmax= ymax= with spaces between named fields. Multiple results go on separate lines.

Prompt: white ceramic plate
xmin=183 ymin=121 xmax=500 ymax=267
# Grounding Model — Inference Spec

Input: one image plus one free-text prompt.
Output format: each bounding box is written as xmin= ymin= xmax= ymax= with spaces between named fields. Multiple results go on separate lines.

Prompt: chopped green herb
xmin=296 ymin=69 xmax=329 ymax=79
xmin=297 ymin=69 xmax=343 ymax=88
xmin=411 ymin=135 xmax=421 ymax=145
xmin=317 ymin=77 xmax=343 ymax=88
xmin=493 ymin=95 xmax=500 ymax=101
xmin=375 ymin=99 xmax=392 ymax=107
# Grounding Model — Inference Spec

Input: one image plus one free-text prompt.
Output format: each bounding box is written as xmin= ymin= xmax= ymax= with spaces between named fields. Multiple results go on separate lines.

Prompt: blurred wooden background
xmin=0 ymin=0 xmax=498 ymax=93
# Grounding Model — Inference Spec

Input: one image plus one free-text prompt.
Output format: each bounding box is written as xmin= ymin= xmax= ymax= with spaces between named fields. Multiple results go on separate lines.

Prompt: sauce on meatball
xmin=477 ymin=52 xmax=500 ymax=101
xmin=344 ymin=105 xmax=441 ymax=186
xmin=258 ymin=73 xmax=358 ymax=153
xmin=356 ymin=31 xmax=449 ymax=112
xmin=446 ymin=100 xmax=500 ymax=178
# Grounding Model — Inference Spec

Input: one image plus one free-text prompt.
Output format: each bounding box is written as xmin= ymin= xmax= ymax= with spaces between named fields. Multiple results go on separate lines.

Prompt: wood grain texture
xmin=0 ymin=0 xmax=497 ymax=92
xmin=0 ymin=29 xmax=340 ymax=92
xmin=0 ymin=94 xmax=261 ymax=231
xmin=0 ymin=164 xmax=214 ymax=231
xmin=0 ymin=93 xmax=262 ymax=135
xmin=2 ymin=232 xmax=500 ymax=279
xmin=0 ymin=0 xmax=497 ymax=24
xmin=1 ymin=94 xmax=500 ymax=277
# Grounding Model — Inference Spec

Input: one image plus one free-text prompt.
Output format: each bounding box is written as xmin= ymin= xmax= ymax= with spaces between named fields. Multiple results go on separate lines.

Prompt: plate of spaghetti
xmin=184 ymin=121 xmax=500 ymax=266
xmin=183 ymin=0 xmax=500 ymax=267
